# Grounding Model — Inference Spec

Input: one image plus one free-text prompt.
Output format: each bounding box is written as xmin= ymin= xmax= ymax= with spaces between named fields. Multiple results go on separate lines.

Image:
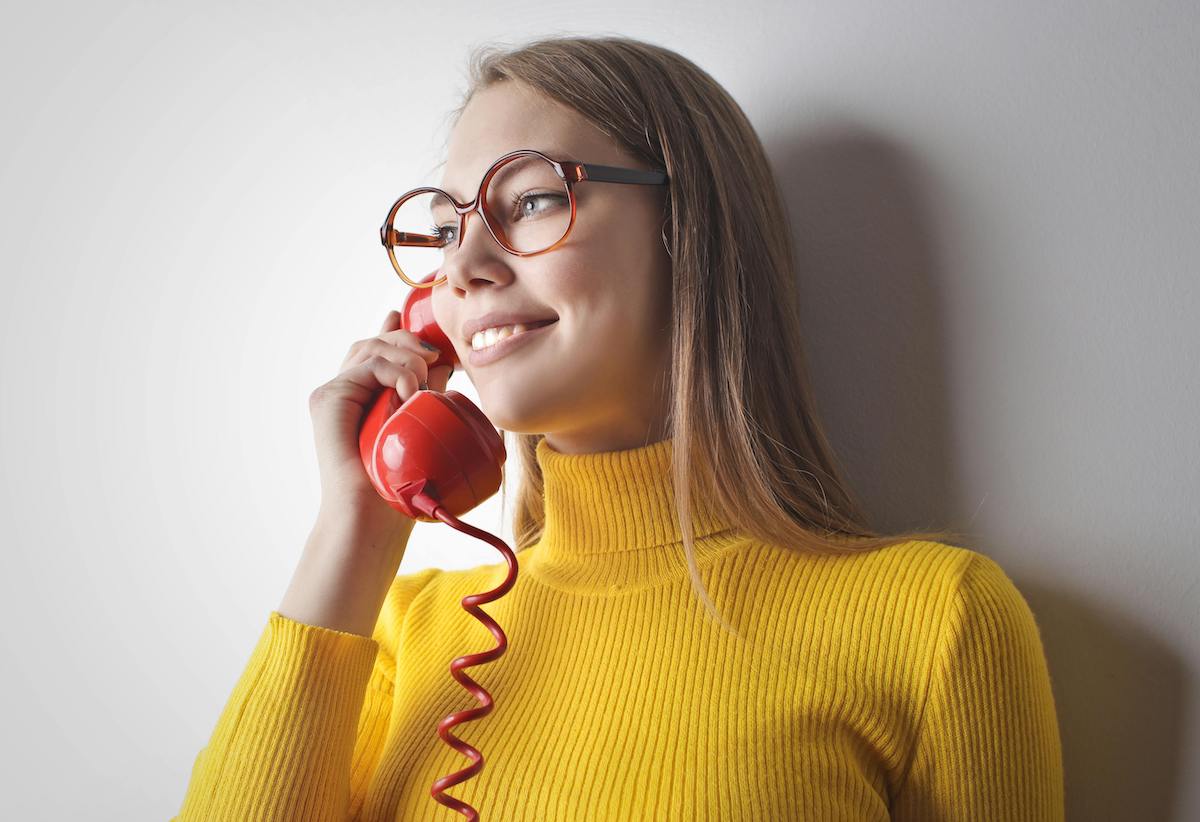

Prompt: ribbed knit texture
xmin=174 ymin=435 xmax=1064 ymax=820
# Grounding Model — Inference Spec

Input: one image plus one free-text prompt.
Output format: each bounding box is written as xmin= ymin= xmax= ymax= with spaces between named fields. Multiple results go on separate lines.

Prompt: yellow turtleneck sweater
xmin=174 ymin=436 xmax=1064 ymax=821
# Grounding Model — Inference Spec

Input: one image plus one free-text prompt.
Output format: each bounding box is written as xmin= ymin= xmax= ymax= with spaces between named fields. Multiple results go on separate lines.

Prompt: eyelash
xmin=509 ymin=190 xmax=561 ymax=216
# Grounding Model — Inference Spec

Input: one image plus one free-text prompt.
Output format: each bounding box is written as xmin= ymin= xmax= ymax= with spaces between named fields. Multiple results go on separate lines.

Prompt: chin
xmin=475 ymin=389 xmax=560 ymax=434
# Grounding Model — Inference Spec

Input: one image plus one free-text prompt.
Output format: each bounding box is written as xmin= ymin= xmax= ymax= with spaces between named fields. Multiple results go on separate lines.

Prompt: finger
xmin=342 ymin=339 xmax=430 ymax=383
xmin=378 ymin=328 xmax=442 ymax=362
xmin=379 ymin=309 xmax=403 ymax=335
xmin=354 ymin=356 xmax=421 ymax=399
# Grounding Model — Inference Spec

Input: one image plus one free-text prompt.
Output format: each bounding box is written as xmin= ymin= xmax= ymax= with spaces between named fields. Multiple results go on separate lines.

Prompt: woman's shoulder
xmin=373 ymin=557 xmax=518 ymax=643
xmin=736 ymin=536 xmax=1042 ymax=652
xmin=727 ymin=538 xmax=1048 ymax=703
xmin=733 ymin=536 xmax=1028 ymax=624
xmin=736 ymin=534 xmax=980 ymax=580
xmin=371 ymin=566 xmax=444 ymax=654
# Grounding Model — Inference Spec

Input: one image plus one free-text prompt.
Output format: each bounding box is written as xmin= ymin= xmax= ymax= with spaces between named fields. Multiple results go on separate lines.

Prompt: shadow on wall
xmin=764 ymin=124 xmax=959 ymax=537
xmin=763 ymin=122 xmax=1190 ymax=821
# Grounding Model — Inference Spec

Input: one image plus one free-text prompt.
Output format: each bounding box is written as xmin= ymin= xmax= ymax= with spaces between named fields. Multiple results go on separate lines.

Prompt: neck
xmin=521 ymin=435 xmax=741 ymax=594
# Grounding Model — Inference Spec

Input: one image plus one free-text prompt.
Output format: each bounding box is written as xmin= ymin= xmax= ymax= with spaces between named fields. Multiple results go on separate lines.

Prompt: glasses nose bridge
xmin=451 ymin=190 xmax=498 ymax=252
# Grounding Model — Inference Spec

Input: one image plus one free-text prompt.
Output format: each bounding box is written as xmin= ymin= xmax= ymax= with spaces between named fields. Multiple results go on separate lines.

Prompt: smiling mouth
xmin=468 ymin=318 xmax=558 ymax=352
xmin=467 ymin=319 xmax=558 ymax=365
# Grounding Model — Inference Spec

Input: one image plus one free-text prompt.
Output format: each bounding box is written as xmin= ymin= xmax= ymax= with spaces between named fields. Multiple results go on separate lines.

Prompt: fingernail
xmin=419 ymin=340 xmax=439 ymax=351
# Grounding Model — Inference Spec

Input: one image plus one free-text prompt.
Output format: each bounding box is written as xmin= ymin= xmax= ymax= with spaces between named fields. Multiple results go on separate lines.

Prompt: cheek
xmin=430 ymin=294 xmax=461 ymax=354
xmin=550 ymin=248 xmax=663 ymax=341
xmin=532 ymin=248 xmax=600 ymax=305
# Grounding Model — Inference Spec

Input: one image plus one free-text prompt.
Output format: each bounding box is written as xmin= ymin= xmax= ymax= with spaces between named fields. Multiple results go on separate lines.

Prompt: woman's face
xmin=430 ymin=80 xmax=673 ymax=454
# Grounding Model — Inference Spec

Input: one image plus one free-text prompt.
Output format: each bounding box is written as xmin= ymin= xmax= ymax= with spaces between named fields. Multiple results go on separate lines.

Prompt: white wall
xmin=1 ymin=2 xmax=1196 ymax=819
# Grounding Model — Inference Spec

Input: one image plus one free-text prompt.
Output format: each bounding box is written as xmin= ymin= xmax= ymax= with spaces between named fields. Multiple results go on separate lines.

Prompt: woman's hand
xmin=307 ymin=309 xmax=454 ymax=531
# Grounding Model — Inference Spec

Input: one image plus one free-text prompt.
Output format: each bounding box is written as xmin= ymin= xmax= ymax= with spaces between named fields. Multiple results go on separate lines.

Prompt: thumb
xmin=427 ymin=363 xmax=454 ymax=392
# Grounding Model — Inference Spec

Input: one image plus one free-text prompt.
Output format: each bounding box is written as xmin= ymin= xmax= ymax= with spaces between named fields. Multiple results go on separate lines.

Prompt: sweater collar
xmin=521 ymin=435 xmax=741 ymax=593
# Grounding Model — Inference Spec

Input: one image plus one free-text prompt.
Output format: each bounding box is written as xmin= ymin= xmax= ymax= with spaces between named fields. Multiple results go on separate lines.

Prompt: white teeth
xmin=471 ymin=322 xmax=530 ymax=351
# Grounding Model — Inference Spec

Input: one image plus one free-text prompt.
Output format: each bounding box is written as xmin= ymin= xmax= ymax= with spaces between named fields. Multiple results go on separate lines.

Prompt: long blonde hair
xmin=441 ymin=35 xmax=967 ymax=637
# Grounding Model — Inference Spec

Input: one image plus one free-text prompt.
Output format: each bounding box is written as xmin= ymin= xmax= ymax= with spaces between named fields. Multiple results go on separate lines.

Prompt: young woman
xmin=175 ymin=36 xmax=1064 ymax=821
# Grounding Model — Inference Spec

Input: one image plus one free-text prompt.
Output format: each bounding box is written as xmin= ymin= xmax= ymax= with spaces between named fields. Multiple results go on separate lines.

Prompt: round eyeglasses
xmin=380 ymin=148 xmax=669 ymax=288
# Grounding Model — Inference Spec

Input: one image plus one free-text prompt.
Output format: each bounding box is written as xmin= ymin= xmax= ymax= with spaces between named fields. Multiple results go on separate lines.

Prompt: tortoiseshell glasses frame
xmin=379 ymin=148 xmax=670 ymax=288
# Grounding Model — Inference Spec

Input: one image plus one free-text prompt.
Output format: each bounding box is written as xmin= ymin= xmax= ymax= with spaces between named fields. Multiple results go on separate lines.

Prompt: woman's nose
xmin=440 ymin=210 xmax=513 ymax=287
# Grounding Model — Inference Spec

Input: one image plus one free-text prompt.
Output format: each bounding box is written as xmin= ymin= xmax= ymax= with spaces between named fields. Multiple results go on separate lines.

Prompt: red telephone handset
xmin=357 ymin=271 xmax=515 ymax=821
xmin=357 ymin=273 xmax=506 ymax=520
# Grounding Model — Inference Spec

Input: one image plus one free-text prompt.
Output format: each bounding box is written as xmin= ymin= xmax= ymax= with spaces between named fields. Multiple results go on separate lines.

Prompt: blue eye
xmin=428 ymin=224 xmax=457 ymax=245
xmin=510 ymin=190 xmax=567 ymax=220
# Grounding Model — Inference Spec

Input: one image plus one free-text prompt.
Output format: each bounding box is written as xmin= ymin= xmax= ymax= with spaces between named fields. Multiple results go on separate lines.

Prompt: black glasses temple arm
xmin=577 ymin=163 xmax=668 ymax=185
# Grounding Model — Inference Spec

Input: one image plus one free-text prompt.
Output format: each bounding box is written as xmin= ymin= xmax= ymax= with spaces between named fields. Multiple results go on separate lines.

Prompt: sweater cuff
xmin=261 ymin=609 xmax=382 ymax=690
xmin=176 ymin=612 xmax=383 ymax=820
xmin=244 ymin=610 xmax=383 ymax=751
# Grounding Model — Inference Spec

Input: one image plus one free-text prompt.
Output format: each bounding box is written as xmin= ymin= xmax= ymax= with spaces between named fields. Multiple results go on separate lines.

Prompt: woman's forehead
xmin=439 ymin=86 xmax=620 ymax=199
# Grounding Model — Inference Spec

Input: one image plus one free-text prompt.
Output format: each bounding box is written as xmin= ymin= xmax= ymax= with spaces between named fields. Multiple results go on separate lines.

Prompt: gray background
xmin=1 ymin=1 xmax=1196 ymax=819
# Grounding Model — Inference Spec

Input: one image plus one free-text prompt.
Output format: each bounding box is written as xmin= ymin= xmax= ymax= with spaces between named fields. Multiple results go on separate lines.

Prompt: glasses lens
xmin=389 ymin=190 xmax=457 ymax=284
xmin=483 ymin=154 xmax=572 ymax=253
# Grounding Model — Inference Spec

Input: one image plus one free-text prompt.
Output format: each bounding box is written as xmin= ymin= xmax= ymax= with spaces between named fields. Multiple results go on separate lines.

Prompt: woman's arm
xmin=172 ymin=518 xmax=438 ymax=821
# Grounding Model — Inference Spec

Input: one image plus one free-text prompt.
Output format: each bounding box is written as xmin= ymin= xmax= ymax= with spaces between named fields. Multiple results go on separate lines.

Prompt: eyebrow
xmin=436 ymin=147 xmax=577 ymax=201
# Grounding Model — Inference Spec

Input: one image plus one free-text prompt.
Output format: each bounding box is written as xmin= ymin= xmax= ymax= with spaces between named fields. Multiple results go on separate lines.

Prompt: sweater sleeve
xmin=890 ymin=552 xmax=1065 ymax=821
xmin=172 ymin=567 xmax=440 ymax=822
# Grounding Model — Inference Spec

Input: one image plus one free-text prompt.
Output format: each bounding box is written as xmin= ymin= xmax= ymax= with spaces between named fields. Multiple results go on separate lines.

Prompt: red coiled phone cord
xmin=409 ymin=490 xmax=518 ymax=822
